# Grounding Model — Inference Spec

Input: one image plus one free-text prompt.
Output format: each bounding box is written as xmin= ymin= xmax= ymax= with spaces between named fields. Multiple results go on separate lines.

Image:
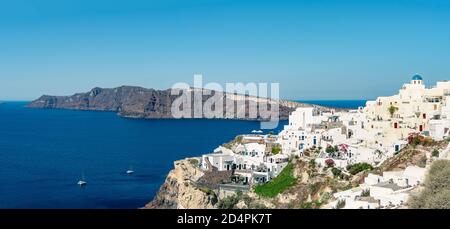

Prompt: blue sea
xmin=297 ymin=100 xmax=367 ymax=109
xmin=0 ymin=100 xmax=363 ymax=209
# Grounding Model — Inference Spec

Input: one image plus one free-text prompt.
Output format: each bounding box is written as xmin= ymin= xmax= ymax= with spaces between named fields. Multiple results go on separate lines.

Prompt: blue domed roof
xmin=412 ymin=74 xmax=423 ymax=80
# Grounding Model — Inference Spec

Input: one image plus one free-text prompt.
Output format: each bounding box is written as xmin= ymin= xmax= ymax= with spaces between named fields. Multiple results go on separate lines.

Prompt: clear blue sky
xmin=1 ymin=0 xmax=450 ymax=101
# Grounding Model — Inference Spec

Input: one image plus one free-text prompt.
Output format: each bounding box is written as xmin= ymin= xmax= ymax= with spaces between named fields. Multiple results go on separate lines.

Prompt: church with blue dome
xmin=411 ymin=74 xmax=423 ymax=85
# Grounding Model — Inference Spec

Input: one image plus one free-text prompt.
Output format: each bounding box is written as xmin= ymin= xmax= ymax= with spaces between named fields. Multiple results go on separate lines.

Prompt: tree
xmin=388 ymin=105 xmax=397 ymax=118
xmin=326 ymin=145 xmax=338 ymax=155
xmin=309 ymin=159 xmax=317 ymax=169
xmin=331 ymin=167 xmax=341 ymax=177
xmin=271 ymin=145 xmax=281 ymax=155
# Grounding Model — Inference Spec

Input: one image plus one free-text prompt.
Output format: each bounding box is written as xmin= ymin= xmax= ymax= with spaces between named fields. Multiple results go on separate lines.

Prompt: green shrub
xmin=300 ymin=202 xmax=313 ymax=209
xmin=326 ymin=145 xmax=338 ymax=154
xmin=346 ymin=163 xmax=373 ymax=175
xmin=217 ymin=195 xmax=239 ymax=209
xmin=336 ymin=199 xmax=346 ymax=209
xmin=432 ymin=149 xmax=440 ymax=158
xmin=254 ymin=163 xmax=296 ymax=198
xmin=308 ymin=183 xmax=321 ymax=195
xmin=331 ymin=168 xmax=342 ymax=177
xmin=388 ymin=105 xmax=397 ymax=117
xmin=300 ymin=200 xmax=322 ymax=209
xmin=321 ymin=192 xmax=331 ymax=203
xmin=309 ymin=159 xmax=317 ymax=168
xmin=199 ymin=187 xmax=215 ymax=196
xmin=413 ymin=137 xmax=421 ymax=147
xmin=217 ymin=191 xmax=242 ymax=209
xmin=343 ymin=183 xmax=353 ymax=191
xmin=361 ymin=189 xmax=370 ymax=197
xmin=188 ymin=158 xmax=199 ymax=166
xmin=271 ymin=145 xmax=282 ymax=155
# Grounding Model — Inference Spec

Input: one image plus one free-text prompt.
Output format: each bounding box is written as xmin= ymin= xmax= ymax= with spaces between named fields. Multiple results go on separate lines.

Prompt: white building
xmin=369 ymin=180 xmax=411 ymax=207
xmin=201 ymin=142 xmax=288 ymax=185
xmin=201 ymin=146 xmax=235 ymax=171
xmin=330 ymin=187 xmax=379 ymax=209
xmin=280 ymin=75 xmax=450 ymax=169
xmin=363 ymin=166 xmax=427 ymax=208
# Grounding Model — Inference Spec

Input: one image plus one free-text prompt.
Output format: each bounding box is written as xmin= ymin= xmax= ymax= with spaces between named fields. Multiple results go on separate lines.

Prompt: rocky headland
xmin=27 ymin=86 xmax=331 ymax=121
xmin=144 ymin=158 xmax=217 ymax=209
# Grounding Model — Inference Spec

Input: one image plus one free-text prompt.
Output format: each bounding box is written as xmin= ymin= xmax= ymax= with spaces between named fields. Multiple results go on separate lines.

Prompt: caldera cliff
xmin=27 ymin=86 xmax=328 ymax=121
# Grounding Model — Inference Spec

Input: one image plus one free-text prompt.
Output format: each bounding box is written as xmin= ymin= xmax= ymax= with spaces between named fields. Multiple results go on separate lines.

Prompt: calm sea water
xmin=297 ymin=100 xmax=367 ymax=109
xmin=0 ymin=100 xmax=362 ymax=209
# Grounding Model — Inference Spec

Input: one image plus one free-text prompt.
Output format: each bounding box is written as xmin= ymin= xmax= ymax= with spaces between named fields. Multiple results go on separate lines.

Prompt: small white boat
xmin=77 ymin=174 xmax=87 ymax=186
xmin=251 ymin=130 xmax=263 ymax=134
xmin=126 ymin=166 xmax=134 ymax=175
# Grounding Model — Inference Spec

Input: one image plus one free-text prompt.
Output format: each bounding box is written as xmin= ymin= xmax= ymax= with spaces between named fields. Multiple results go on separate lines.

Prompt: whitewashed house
xmin=201 ymin=146 xmax=235 ymax=171
xmin=369 ymin=180 xmax=412 ymax=207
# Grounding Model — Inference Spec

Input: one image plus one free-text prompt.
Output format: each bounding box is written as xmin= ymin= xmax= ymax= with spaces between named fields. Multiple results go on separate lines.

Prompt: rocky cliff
xmin=27 ymin=86 xmax=327 ymax=120
xmin=144 ymin=158 xmax=216 ymax=209
xmin=145 ymin=156 xmax=355 ymax=209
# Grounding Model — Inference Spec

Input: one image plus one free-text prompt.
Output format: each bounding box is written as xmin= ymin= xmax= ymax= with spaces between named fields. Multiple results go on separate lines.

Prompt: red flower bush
xmin=325 ymin=159 xmax=335 ymax=167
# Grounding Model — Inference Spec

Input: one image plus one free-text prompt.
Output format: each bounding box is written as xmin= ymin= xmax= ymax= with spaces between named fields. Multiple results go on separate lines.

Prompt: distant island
xmin=27 ymin=86 xmax=332 ymax=121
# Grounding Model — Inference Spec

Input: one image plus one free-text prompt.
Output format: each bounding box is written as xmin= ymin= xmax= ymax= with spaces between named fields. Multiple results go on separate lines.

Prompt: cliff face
xmin=28 ymin=86 xmax=175 ymax=119
xmin=146 ymin=156 xmax=356 ymax=209
xmin=27 ymin=86 xmax=324 ymax=120
xmin=144 ymin=158 xmax=216 ymax=209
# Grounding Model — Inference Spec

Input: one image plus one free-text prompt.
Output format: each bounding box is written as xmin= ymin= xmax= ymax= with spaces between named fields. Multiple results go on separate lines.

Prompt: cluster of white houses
xmin=329 ymin=165 xmax=427 ymax=209
xmin=278 ymin=75 xmax=450 ymax=169
xmin=199 ymin=75 xmax=450 ymax=189
xmin=201 ymin=135 xmax=289 ymax=185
